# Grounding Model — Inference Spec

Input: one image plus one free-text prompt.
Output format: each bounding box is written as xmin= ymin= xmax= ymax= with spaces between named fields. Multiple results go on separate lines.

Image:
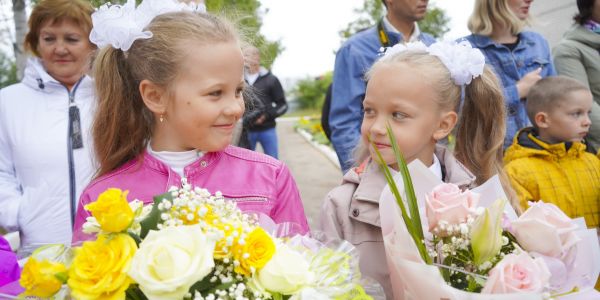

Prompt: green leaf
xmin=370 ymin=125 xmax=431 ymax=265
xmin=370 ymin=138 xmax=415 ymax=236
xmin=272 ymin=293 xmax=284 ymax=300
xmin=125 ymin=284 xmax=148 ymax=300
xmin=385 ymin=124 xmax=431 ymax=264
xmin=386 ymin=125 xmax=424 ymax=240
xmin=139 ymin=192 xmax=173 ymax=239
xmin=54 ymin=271 xmax=68 ymax=284
xmin=188 ymin=270 xmax=217 ymax=294
xmin=128 ymin=232 xmax=142 ymax=247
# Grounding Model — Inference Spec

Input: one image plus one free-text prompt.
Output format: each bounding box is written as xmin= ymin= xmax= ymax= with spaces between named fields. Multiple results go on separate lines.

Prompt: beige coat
xmin=319 ymin=146 xmax=476 ymax=299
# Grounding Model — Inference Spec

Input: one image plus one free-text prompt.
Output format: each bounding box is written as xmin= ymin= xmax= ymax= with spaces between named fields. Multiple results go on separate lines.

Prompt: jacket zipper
xmin=65 ymin=78 xmax=84 ymax=229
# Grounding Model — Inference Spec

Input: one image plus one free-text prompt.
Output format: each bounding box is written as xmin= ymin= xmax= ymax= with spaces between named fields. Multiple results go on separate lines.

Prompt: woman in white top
xmin=0 ymin=0 xmax=96 ymax=256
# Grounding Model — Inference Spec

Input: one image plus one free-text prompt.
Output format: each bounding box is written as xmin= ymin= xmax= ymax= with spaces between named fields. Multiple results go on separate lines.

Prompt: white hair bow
xmin=383 ymin=40 xmax=485 ymax=86
xmin=89 ymin=0 xmax=206 ymax=51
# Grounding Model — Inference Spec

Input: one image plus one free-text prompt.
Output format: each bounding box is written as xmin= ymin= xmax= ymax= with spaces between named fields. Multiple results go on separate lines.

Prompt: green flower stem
xmin=370 ymin=125 xmax=432 ymax=265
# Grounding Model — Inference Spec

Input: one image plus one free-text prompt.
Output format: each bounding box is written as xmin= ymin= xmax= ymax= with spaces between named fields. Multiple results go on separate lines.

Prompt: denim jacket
xmin=464 ymin=32 xmax=556 ymax=148
xmin=330 ymin=24 xmax=435 ymax=173
xmin=72 ymin=145 xmax=309 ymax=242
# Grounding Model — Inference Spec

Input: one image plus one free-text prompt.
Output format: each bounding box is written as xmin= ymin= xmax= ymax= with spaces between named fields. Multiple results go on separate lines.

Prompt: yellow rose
xmin=68 ymin=233 xmax=137 ymax=300
xmin=20 ymin=258 xmax=67 ymax=298
xmin=234 ymin=227 xmax=275 ymax=276
xmin=85 ymin=188 xmax=134 ymax=232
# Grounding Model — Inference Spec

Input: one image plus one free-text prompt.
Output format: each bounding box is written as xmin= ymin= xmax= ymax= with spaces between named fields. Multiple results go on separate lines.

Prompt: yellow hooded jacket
xmin=504 ymin=128 xmax=600 ymax=228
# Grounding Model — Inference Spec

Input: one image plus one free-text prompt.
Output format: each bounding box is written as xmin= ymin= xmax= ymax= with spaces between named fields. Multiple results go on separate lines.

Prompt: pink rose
xmin=425 ymin=183 xmax=479 ymax=232
xmin=511 ymin=202 xmax=579 ymax=258
xmin=482 ymin=252 xmax=550 ymax=294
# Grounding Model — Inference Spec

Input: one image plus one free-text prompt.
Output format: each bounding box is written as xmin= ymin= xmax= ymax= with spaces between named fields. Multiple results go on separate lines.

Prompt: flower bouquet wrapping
xmin=14 ymin=180 xmax=374 ymax=300
xmin=371 ymin=128 xmax=600 ymax=300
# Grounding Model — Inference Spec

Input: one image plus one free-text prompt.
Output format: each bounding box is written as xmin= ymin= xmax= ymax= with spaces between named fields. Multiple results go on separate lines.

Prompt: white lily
xmin=470 ymin=198 xmax=506 ymax=266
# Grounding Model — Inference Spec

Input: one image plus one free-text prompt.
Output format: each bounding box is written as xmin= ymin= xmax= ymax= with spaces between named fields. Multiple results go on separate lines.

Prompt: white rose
xmin=128 ymin=224 xmax=216 ymax=300
xmin=511 ymin=202 xmax=580 ymax=258
xmin=256 ymin=244 xmax=314 ymax=295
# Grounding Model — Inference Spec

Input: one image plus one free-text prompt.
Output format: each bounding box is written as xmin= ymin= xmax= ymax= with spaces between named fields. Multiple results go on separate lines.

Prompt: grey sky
xmin=260 ymin=0 xmax=475 ymax=80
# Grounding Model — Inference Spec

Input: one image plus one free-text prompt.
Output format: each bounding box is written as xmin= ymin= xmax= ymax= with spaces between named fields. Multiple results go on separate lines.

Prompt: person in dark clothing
xmin=321 ymin=83 xmax=333 ymax=140
xmin=237 ymin=93 xmax=266 ymax=149
xmin=243 ymin=46 xmax=288 ymax=159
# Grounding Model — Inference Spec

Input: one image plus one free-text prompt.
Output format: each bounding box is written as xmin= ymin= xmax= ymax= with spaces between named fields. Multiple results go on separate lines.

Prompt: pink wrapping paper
xmin=379 ymin=160 xmax=600 ymax=300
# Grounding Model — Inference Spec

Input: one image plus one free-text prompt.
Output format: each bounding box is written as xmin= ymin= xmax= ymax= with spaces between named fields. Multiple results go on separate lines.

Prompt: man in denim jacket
xmin=329 ymin=0 xmax=435 ymax=173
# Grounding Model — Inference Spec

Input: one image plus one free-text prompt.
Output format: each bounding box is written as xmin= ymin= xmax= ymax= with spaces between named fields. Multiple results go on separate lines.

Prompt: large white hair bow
xmin=89 ymin=0 xmax=206 ymax=51
xmin=383 ymin=40 xmax=485 ymax=86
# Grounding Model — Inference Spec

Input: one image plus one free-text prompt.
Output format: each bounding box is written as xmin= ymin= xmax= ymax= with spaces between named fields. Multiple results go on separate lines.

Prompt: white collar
xmin=146 ymin=143 xmax=204 ymax=178
xmin=389 ymin=154 xmax=442 ymax=180
xmin=245 ymin=66 xmax=269 ymax=78
xmin=383 ymin=16 xmax=422 ymax=43
xmin=429 ymin=153 xmax=442 ymax=180
xmin=246 ymin=72 xmax=260 ymax=85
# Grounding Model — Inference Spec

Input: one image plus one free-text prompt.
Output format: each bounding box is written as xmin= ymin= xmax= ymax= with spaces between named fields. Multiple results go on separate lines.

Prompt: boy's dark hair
xmin=574 ymin=0 xmax=594 ymax=25
xmin=527 ymin=76 xmax=589 ymax=127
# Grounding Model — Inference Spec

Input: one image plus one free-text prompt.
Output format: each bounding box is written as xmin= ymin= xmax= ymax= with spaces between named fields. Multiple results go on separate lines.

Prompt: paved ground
xmin=266 ymin=118 xmax=343 ymax=230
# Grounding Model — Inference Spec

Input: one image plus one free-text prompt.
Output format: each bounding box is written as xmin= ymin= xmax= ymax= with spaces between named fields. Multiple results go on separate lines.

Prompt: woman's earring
xmin=159 ymin=115 xmax=164 ymax=123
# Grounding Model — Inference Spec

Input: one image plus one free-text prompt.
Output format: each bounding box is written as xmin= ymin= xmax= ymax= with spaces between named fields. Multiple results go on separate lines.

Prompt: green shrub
xmin=291 ymin=72 xmax=332 ymax=110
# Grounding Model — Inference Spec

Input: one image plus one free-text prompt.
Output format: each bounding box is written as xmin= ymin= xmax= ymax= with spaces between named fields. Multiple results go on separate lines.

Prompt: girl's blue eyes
xmin=363 ymin=108 xmax=406 ymax=120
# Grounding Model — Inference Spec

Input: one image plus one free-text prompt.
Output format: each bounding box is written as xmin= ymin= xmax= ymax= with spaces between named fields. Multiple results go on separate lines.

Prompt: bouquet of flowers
xmin=372 ymin=127 xmax=600 ymax=299
xmin=16 ymin=180 xmax=373 ymax=300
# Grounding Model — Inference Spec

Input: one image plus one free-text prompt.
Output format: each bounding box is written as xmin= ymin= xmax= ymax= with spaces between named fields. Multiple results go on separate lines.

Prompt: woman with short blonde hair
xmin=464 ymin=0 xmax=556 ymax=149
xmin=468 ymin=0 xmax=527 ymax=36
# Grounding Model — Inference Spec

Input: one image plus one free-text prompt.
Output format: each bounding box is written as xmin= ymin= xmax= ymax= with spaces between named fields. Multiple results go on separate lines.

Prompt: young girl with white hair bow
xmin=72 ymin=0 xmax=309 ymax=242
xmin=320 ymin=40 xmax=517 ymax=299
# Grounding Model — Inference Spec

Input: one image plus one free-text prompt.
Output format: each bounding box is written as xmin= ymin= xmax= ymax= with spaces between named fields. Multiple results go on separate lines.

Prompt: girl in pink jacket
xmin=73 ymin=11 xmax=308 ymax=242
xmin=320 ymin=41 xmax=517 ymax=299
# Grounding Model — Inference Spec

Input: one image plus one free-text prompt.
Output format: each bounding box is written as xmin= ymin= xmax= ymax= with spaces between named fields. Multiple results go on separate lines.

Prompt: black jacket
xmin=246 ymin=69 xmax=287 ymax=131
xmin=238 ymin=95 xmax=266 ymax=149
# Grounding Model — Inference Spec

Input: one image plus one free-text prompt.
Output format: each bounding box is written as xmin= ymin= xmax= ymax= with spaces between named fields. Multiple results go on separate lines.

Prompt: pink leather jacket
xmin=73 ymin=146 xmax=309 ymax=242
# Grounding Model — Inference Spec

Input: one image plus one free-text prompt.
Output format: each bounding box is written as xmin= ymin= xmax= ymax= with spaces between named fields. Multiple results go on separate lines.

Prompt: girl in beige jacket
xmin=320 ymin=42 xmax=515 ymax=299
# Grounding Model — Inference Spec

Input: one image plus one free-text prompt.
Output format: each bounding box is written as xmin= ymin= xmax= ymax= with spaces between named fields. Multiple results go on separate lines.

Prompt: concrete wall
xmin=530 ymin=0 xmax=578 ymax=48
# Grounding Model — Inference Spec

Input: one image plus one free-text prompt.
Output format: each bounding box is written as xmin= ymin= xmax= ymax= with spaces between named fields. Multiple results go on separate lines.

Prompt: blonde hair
xmin=361 ymin=50 xmax=519 ymax=210
xmin=25 ymin=0 xmax=95 ymax=57
xmin=467 ymin=0 xmax=526 ymax=36
xmin=93 ymin=12 xmax=239 ymax=178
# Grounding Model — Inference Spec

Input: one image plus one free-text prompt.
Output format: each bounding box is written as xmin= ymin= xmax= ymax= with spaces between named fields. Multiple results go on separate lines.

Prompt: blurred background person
xmin=0 ymin=0 xmax=96 ymax=256
xmin=243 ymin=46 xmax=288 ymax=159
xmin=553 ymin=0 xmax=600 ymax=153
xmin=465 ymin=0 xmax=556 ymax=149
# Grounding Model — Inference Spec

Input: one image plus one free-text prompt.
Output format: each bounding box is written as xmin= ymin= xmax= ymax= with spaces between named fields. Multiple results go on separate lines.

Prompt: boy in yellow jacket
xmin=504 ymin=76 xmax=600 ymax=228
